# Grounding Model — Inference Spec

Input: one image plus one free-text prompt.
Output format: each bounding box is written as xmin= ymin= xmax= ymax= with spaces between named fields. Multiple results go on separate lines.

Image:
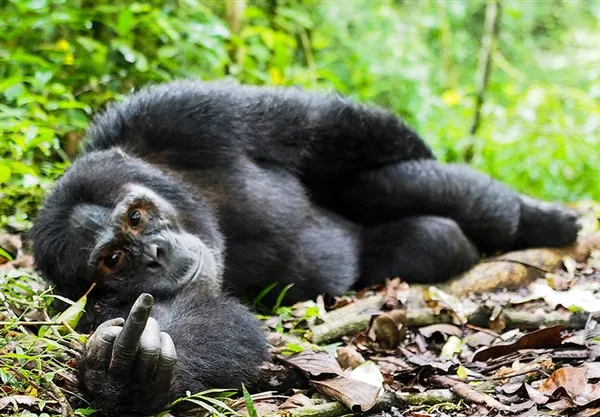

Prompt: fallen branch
xmin=429 ymin=375 xmax=509 ymax=412
xmin=48 ymin=379 xmax=75 ymax=417
xmin=309 ymin=296 xmax=588 ymax=344
xmin=264 ymin=390 xmax=459 ymax=417
xmin=447 ymin=231 xmax=600 ymax=296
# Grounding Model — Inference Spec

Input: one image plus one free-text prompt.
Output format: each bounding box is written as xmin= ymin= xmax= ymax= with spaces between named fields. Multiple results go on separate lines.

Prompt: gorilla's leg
xmin=360 ymin=216 xmax=479 ymax=286
xmin=323 ymin=160 xmax=579 ymax=253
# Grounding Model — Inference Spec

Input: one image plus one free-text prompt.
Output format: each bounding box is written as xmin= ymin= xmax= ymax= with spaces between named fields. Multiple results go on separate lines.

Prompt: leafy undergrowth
xmin=1 ymin=206 xmax=599 ymax=417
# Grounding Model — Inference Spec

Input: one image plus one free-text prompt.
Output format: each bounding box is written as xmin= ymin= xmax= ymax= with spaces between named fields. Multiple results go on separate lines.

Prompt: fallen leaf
xmin=336 ymin=346 xmax=365 ymax=369
xmin=464 ymin=330 xmax=498 ymax=348
xmin=349 ymin=361 xmax=384 ymax=389
xmin=500 ymin=383 xmax=550 ymax=405
xmin=0 ymin=395 xmax=42 ymax=410
xmin=312 ymin=376 xmax=380 ymax=412
xmin=424 ymin=286 xmax=476 ymax=324
xmin=440 ymin=335 xmax=462 ymax=359
xmin=282 ymin=350 xmax=342 ymax=378
xmin=382 ymin=278 xmax=410 ymax=310
xmin=526 ymin=281 xmax=600 ymax=313
xmin=368 ymin=309 xmax=407 ymax=349
xmin=472 ymin=325 xmax=566 ymax=362
xmin=573 ymin=407 xmax=600 ymax=417
xmin=278 ymin=393 xmax=313 ymax=410
xmin=538 ymin=366 xmax=600 ymax=406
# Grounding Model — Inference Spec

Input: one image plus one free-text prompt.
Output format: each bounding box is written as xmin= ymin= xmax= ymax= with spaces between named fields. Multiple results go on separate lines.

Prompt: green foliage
xmin=0 ymin=269 xmax=92 ymax=416
xmin=1 ymin=0 xmax=598 ymax=231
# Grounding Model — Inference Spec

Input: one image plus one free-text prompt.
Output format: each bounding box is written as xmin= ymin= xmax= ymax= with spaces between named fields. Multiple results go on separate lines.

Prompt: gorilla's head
xmin=30 ymin=149 xmax=224 ymax=301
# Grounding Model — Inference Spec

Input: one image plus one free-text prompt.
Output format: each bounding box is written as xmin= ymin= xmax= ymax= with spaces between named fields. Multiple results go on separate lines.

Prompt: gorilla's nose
xmin=143 ymin=241 xmax=170 ymax=268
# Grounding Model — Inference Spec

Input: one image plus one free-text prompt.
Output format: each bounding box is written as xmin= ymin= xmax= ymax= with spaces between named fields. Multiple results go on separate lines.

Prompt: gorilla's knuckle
xmin=145 ymin=317 xmax=159 ymax=329
xmin=91 ymin=326 xmax=122 ymax=344
xmin=160 ymin=351 xmax=178 ymax=364
xmin=139 ymin=345 xmax=160 ymax=356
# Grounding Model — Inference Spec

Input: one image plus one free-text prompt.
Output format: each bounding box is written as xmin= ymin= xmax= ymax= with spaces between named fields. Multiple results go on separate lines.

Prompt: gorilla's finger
xmin=110 ymin=293 xmax=154 ymax=372
xmin=134 ymin=317 xmax=161 ymax=382
xmin=154 ymin=332 xmax=177 ymax=384
xmin=87 ymin=326 xmax=122 ymax=371
xmin=96 ymin=317 xmax=125 ymax=331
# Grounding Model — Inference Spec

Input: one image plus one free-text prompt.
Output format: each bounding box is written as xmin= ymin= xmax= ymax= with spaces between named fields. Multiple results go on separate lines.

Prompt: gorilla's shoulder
xmin=83 ymin=80 xmax=313 ymax=155
xmin=83 ymin=80 xmax=234 ymax=153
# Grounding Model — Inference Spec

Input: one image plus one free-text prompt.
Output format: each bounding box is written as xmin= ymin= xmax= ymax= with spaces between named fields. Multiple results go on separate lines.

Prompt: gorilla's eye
xmin=128 ymin=209 xmax=142 ymax=227
xmin=103 ymin=251 xmax=124 ymax=270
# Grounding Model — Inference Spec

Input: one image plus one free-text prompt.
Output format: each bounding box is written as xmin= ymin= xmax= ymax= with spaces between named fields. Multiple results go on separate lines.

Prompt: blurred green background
xmin=1 ymin=0 xmax=599 ymax=231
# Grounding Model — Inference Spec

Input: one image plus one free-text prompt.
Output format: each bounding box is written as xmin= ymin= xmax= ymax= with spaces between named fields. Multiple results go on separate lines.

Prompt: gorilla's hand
xmin=516 ymin=196 xmax=581 ymax=249
xmin=80 ymin=294 xmax=177 ymax=415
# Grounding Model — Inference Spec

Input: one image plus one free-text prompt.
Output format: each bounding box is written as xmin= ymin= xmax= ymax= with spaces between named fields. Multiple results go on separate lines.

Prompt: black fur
xmin=29 ymin=81 xmax=579 ymax=415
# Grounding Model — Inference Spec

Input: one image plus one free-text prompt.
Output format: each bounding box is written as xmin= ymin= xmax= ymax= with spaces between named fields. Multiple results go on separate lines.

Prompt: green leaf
xmin=0 ymin=164 xmax=11 ymax=184
xmin=117 ymin=9 xmax=136 ymax=36
xmin=39 ymin=284 xmax=95 ymax=336
xmin=242 ymin=384 xmax=258 ymax=417
xmin=3 ymin=83 xmax=26 ymax=101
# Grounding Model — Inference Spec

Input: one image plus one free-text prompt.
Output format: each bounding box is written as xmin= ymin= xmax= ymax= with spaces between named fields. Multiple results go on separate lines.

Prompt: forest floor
xmin=1 ymin=203 xmax=599 ymax=417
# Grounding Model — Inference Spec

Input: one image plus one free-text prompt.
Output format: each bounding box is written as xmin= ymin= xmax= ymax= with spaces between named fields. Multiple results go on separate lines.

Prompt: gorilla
xmin=29 ymin=81 xmax=579 ymax=415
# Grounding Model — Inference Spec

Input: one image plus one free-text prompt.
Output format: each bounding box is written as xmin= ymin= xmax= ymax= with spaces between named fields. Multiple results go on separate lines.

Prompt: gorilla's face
xmin=30 ymin=149 xmax=224 ymax=300
xmin=73 ymin=184 xmax=220 ymax=297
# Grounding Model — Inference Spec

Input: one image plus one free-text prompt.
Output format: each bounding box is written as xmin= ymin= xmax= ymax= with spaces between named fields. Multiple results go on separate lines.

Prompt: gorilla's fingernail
xmin=140 ymin=293 xmax=155 ymax=306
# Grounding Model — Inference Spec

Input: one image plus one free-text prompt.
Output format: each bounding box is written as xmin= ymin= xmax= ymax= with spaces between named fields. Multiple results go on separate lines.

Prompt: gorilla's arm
xmin=85 ymin=82 xmax=435 ymax=176
xmin=80 ymin=292 xmax=268 ymax=416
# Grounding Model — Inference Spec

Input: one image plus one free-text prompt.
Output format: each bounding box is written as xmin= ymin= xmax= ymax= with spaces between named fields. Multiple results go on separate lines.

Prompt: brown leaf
xmin=573 ymin=407 xmax=600 ymax=417
xmin=336 ymin=346 xmax=365 ymax=369
xmin=504 ymin=384 xmax=550 ymax=405
xmin=472 ymin=325 xmax=566 ymax=362
xmin=278 ymin=393 xmax=313 ymax=410
xmin=0 ymin=395 xmax=42 ymax=410
xmin=509 ymin=399 xmax=536 ymax=413
xmin=311 ymin=376 xmax=380 ymax=412
xmin=538 ymin=366 xmax=600 ymax=406
xmin=382 ymin=278 xmax=409 ymax=310
xmin=464 ymin=330 xmax=498 ymax=348
xmin=282 ymin=350 xmax=342 ymax=378
xmin=368 ymin=309 xmax=407 ymax=350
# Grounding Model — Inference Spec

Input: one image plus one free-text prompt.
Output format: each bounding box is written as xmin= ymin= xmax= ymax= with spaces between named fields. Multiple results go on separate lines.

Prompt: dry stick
xmin=309 ymin=294 xmax=588 ymax=344
xmin=265 ymin=390 xmax=458 ymax=417
xmin=429 ymin=375 xmax=509 ymax=412
xmin=447 ymin=231 xmax=600 ymax=296
xmin=0 ymin=321 xmax=75 ymax=326
xmin=310 ymin=300 xmax=459 ymax=344
xmin=469 ymin=0 xmax=501 ymax=136
xmin=48 ymin=379 xmax=75 ymax=417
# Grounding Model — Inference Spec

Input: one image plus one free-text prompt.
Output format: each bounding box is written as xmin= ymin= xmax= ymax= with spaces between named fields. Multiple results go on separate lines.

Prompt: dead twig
xmin=48 ymin=378 xmax=75 ymax=417
xmin=429 ymin=375 xmax=510 ymax=411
